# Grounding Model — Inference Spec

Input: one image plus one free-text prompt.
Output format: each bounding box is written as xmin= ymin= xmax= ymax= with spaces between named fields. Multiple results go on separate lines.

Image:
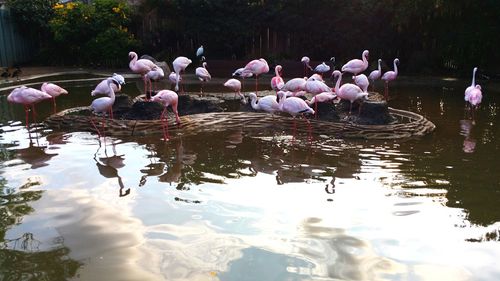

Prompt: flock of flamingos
xmin=6 ymin=46 xmax=483 ymax=141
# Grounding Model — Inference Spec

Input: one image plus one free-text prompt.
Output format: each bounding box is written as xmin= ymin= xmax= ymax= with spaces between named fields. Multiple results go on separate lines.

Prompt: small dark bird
xmin=1 ymin=68 xmax=10 ymax=81
xmin=10 ymin=67 xmax=22 ymax=81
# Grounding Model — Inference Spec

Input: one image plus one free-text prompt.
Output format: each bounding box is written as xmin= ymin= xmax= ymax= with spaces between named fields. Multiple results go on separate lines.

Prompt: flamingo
xmin=381 ymin=58 xmax=400 ymax=100
xmin=277 ymin=90 xmax=315 ymax=140
xmin=128 ymin=51 xmax=158 ymax=99
xmin=7 ymin=86 xmax=51 ymax=129
xmin=333 ymin=70 xmax=368 ymax=115
xmin=353 ymin=74 xmax=369 ymax=93
xmin=271 ymin=65 xmax=285 ymax=94
xmin=314 ymin=62 xmax=331 ymax=78
xmin=151 ymin=90 xmax=180 ymax=141
xmin=301 ymin=56 xmax=313 ymax=76
xmin=146 ymin=65 xmax=165 ymax=93
xmin=283 ymin=77 xmax=307 ymax=96
xmin=195 ymin=62 xmax=211 ymax=95
xmin=341 ymin=50 xmax=369 ymax=78
xmin=172 ymin=56 xmax=192 ymax=93
xmin=248 ymin=92 xmax=280 ymax=114
xmin=41 ymin=82 xmax=68 ymax=113
xmin=168 ymin=71 xmax=180 ymax=90
xmin=464 ymin=67 xmax=478 ymax=105
xmin=368 ymin=59 xmax=382 ymax=90
xmin=243 ymin=58 xmax=269 ymax=93
xmin=92 ymin=73 xmax=125 ymax=97
xmin=306 ymin=91 xmax=337 ymax=118
xmin=90 ymin=78 xmax=116 ymax=137
xmin=468 ymin=85 xmax=482 ymax=124
xmin=223 ymin=78 xmax=245 ymax=103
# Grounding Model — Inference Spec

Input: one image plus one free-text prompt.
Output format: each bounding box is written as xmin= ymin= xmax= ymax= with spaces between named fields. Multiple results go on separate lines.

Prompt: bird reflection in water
xmin=460 ymin=119 xmax=476 ymax=153
xmin=93 ymin=141 xmax=130 ymax=197
xmin=15 ymin=141 xmax=58 ymax=169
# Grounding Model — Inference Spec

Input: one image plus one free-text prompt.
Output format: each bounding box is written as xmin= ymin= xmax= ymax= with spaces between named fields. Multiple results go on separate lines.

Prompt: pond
xmin=0 ymin=70 xmax=499 ymax=281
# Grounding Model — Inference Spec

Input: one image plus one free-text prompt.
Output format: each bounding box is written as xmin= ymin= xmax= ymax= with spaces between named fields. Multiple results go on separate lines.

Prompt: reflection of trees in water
xmin=0 ymin=176 xmax=81 ymax=279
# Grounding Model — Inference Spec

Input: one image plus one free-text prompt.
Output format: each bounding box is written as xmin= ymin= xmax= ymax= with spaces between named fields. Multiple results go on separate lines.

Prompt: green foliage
xmin=47 ymin=0 xmax=139 ymax=67
xmin=5 ymin=0 xmax=57 ymax=34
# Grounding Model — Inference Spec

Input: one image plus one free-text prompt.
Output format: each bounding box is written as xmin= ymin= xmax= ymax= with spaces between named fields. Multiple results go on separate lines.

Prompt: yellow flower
xmin=112 ymin=7 xmax=121 ymax=13
xmin=53 ymin=3 xmax=64 ymax=9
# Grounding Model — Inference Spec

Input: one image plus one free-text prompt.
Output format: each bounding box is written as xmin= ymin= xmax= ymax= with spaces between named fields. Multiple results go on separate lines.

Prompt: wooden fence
xmin=0 ymin=7 xmax=34 ymax=67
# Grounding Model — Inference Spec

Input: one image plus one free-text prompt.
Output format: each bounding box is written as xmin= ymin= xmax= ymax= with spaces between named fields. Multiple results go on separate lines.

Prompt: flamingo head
xmin=332 ymin=70 xmax=342 ymax=78
xmin=395 ymin=58 xmax=400 ymax=65
xmin=128 ymin=51 xmax=137 ymax=59
xmin=112 ymin=73 xmax=126 ymax=85
xmin=301 ymin=56 xmax=310 ymax=64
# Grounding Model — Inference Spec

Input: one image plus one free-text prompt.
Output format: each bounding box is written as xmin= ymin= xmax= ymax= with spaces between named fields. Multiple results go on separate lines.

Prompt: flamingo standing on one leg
xmin=90 ymin=78 xmax=116 ymax=138
xmin=381 ymin=58 xmax=400 ymax=100
xmin=248 ymin=92 xmax=280 ymax=114
xmin=151 ymin=90 xmax=180 ymax=141
xmin=128 ymin=51 xmax=158 ymax=100
xmin=301 ymin=56 xmax=313 ymax=77
xmin=332 ymin=70 xmax=368 ymax=115
xmin=172 ymin=56 xmax=192 ymax=94
xmin=368 ymin=59 xmax=382 ymax=91
xmin=41 ymin=82 xmax=68 ymax=114
xmin=195 ymin=62 xmax=211 ymax=95
xmin=277 ymin=90 xmax=315 ymax=140
xmin=224 ymin=78 xmax=245 ymax=103
xmin=341 ymin=50 xmax=369 ymax=78
xmin=271 ymin=65 xmax=285 ymax=95
xmin=7 ymin=86 xmax=51 ymax=129
xmin=242 ymin=58 xmax=269 ymax=93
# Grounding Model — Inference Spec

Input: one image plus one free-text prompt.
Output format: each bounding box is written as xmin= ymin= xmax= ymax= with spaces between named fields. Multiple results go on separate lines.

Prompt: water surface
xmin=0 ymin=73 xmax=499 ymax=281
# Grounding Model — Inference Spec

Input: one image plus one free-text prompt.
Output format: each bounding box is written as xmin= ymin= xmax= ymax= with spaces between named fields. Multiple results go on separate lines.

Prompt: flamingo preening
xmin=368 ymin=59 xmax=382 ymax=90
xmin=195 ymin=62 xmax=211 ymax=95
xmin=301 ymin=56 xmax=313 ymax=77
xmin=248 ymin=92 xmax=280 ymax=114
xmin=92 ymin=73 xmax=125 ymax=98
xmin=381 ymin=58 xmax=400 ymax=100
xmin=341 ymin=50 xmax=369 ymax=78
xmin=151 ymin=89 xmax=180 ymax=141
xmin=7 ymin=86 xmax=51 ymax=129
xmin=172 ymin=56 xmax=192 ymax=93
xmin=41 ymin=82 xmax=68 ymax=113
xmin=353 ymin=74 xmax=369 ymax=93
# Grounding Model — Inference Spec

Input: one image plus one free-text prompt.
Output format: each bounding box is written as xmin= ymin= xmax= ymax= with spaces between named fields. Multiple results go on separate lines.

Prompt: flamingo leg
xmin=304 ymin=115 xmax=313 ymax=142
xmin=23 ymin=105 xmax=30 ymax=129
xmin=31 ymin=105 xmax=37 ymax=124
xmin=349 ymin=102 xmax=353 ymax=115
xmin=90 ymin=116 xmax=102 ymax=137
xmin=160 ymin=108 xmax=170 ymax=141
xmin=52 ymin=97 xmax=57 ymax=114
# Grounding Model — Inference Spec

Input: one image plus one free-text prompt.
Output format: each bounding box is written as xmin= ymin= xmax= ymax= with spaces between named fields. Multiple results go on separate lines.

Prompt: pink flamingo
xmin=301 ymin=56 xmax=313 ymax=76
xmin=464 ymin=67 xmax=478 ymax=106
xmin=333 ymin=70 xmax=367 ymax=115
xmin=92 ymin=73 xmax=125 ymax=97
xmin=341 ymin=50 xmax=369 ymax=78
xmin=242 ymin=58 xmax=269 ymax=93
xmin=314 ymin=62 xmax=331 ymax=78
xmin=283 ymin=77 xmax=307 ymax=96
xmin=277 ymin=90 xmax=315 ymax=140
xmin=172 ymin=56 xmax=192 ymax=93
xmin=90 ymin=78 xmax=116 ymax=137
xmin=195 ymin=62 xmax=211 ymax=95
xmin=353 ymin=74 xmax=369 ymax=93
xmin=41 ymin=82 xmax=68 ymax=113
xmin=305 ymin=91 xmax=337 ymax=118
xmin=168 ymin=71 xmax=179 ymax=90
xmin=128 ymin=51 xmax=158 ymax=99
xmin=248 ymin=92 xmax=280 ymax=114
xmin=381 ymin=58 xmax=400 ymax=100
xmin=468 ymin=85 xmax=482 ymax=124
xmin=271 ymin=65 xmax=285 ymax=94
xmin=368 ymin=59 xmax=382 ymax=90
xmin=305 ymin=76 xmax=333 ymax=116
xmin=232 ymin=67 xmax=253 ymax=91
xmin=151 ymin=90 xmax=180 ymax=141
xmin=7 ymin=86 xmax=51 ymax=129
xmin=146 ymin=65 xmax=165 ymax=93
xmin=223 ymin=78 xmax=245 ymax=102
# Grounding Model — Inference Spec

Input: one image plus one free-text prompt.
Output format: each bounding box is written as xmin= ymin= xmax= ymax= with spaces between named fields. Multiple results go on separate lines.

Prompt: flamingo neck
xmin=250 ymin=96 xmax=259 ymax=110
xmin=129 ymin=53 xmax=137 ymax=69
xmin=377 ymin=60 xmax=381 ymax=72
xmin=334 ymin=72 xmax=342 ymax=93
xmin=393 ymin=60 xmax=398 ymax=75
xmin=472 ymin=68 xmax=477 ymax=86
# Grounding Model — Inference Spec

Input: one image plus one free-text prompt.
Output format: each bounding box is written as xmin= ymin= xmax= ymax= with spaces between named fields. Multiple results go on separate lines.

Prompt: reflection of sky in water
xmin=1 ymin=78 xmax=500 ymax=280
